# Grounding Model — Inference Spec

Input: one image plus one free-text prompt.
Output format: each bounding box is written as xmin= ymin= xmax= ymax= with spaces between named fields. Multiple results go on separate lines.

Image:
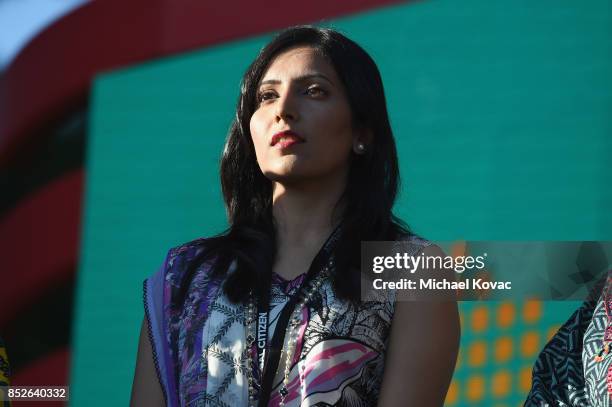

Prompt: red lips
xmin=270 ymin=130 xmax=305 ymax=146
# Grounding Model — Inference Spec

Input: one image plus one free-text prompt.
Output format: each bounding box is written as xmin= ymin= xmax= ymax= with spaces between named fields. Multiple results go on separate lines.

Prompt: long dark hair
xmin=183 ymin=25 xmax=410 ymax=303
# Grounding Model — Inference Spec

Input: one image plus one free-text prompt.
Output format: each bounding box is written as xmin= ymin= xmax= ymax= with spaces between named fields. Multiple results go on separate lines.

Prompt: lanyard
xmin=254 ymin=224 xmax=342 ymax=407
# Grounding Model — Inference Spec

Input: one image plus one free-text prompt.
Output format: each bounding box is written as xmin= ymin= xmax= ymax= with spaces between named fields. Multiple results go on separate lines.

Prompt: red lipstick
xmin=270 ymin=130 xmax=305 ymax=148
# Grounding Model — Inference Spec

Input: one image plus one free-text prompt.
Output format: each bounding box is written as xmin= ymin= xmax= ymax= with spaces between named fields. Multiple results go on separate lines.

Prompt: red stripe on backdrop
xmin=0 ymin=171 xmax=83 ymax=328
xmin=0 ymin=0 xmax=412 ymax=169
xmin=10 ymin=348 xmax=69 ymax=386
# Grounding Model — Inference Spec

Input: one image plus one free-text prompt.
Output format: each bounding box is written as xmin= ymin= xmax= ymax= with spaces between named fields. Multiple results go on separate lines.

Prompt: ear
xmin=353 ymin=127 xmax=373 ymax=155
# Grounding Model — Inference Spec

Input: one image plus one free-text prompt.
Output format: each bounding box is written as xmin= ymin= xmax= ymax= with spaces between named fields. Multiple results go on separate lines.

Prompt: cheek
xmin=319 ymin=106 xmax=354 ymax=150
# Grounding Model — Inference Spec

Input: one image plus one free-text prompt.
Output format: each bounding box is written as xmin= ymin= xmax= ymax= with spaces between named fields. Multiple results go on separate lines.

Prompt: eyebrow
xmin=259 ymin=73 xmax=335 ymax=87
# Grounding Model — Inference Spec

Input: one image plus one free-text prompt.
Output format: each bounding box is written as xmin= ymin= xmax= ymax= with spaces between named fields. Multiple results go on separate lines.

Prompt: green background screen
xmin=71 ymin=1 xmax=612 ymax=405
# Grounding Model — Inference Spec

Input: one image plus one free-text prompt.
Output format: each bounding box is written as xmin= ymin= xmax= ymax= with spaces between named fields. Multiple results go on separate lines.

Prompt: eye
xmin=257 ymin=90 xmax=277 ymax=104
xmin=305 ymin=85 xmax=327 ymax=97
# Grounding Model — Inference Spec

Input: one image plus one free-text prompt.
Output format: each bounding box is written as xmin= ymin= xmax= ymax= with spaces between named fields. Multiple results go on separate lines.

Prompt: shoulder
xmin=397 ymin=232 xmax=432 ymax=246
xmin=164 ymin=237 xmax=211 ymax=269
xmin=147 ymin=237 xmax=216 ymax=287
xmin=396 ymin=232 xmax=437 ymax=256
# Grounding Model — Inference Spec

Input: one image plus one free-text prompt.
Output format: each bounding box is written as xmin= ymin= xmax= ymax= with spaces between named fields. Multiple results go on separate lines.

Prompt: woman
xmin=131 ymin=26 xmax=459 ymax=406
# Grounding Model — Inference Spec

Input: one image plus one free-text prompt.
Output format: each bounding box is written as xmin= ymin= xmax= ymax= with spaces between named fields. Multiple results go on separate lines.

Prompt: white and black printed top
xmin=145 ymin=233 xmax=432 ymax=407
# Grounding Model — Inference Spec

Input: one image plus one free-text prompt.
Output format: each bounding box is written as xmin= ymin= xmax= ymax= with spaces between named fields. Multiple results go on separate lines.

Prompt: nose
xmin=274 ymin=91 xmax=299 ymax=123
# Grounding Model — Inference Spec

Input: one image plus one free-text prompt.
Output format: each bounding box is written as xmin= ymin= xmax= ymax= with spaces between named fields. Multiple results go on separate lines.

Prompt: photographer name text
xmin=372 ymin=278 xmax=511 ymax=290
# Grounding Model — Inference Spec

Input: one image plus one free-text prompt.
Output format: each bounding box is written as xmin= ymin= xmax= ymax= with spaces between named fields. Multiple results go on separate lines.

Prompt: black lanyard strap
xmin=255 ymin=224 xmax=342 ymax=407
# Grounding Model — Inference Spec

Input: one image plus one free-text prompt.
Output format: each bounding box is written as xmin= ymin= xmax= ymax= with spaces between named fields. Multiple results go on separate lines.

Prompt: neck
xmin=271 ymin=176 xmax=345 ymax=250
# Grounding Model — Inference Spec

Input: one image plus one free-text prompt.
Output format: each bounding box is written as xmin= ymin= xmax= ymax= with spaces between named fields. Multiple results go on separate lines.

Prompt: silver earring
xmin=355 ymin=142 xmax=366 ymax=154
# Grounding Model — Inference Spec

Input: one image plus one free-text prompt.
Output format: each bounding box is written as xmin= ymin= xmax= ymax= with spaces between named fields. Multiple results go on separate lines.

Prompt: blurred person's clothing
xmin=0 ymin=337 xmax=7 ymax=385
xmin=526 ymin=276 xmax=612 ymax=406
xmin=0 ymin=336 xmax=9 ymax=406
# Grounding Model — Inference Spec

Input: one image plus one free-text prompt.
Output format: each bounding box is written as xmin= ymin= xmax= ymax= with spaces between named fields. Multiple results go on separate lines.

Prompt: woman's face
xmin=249 ymin=46 xmax=357 ymax=186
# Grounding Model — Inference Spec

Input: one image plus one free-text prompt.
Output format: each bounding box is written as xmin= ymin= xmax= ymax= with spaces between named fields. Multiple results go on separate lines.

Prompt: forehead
xmin=260 ymin=46 xmax=339 ymax=82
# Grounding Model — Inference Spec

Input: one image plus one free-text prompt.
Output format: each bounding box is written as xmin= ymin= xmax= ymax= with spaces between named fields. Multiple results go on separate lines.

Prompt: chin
xmin=263 ymin=170 xmax=303 ymax=185
xmin=262 ymin=159 xmax=303 ymax=180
